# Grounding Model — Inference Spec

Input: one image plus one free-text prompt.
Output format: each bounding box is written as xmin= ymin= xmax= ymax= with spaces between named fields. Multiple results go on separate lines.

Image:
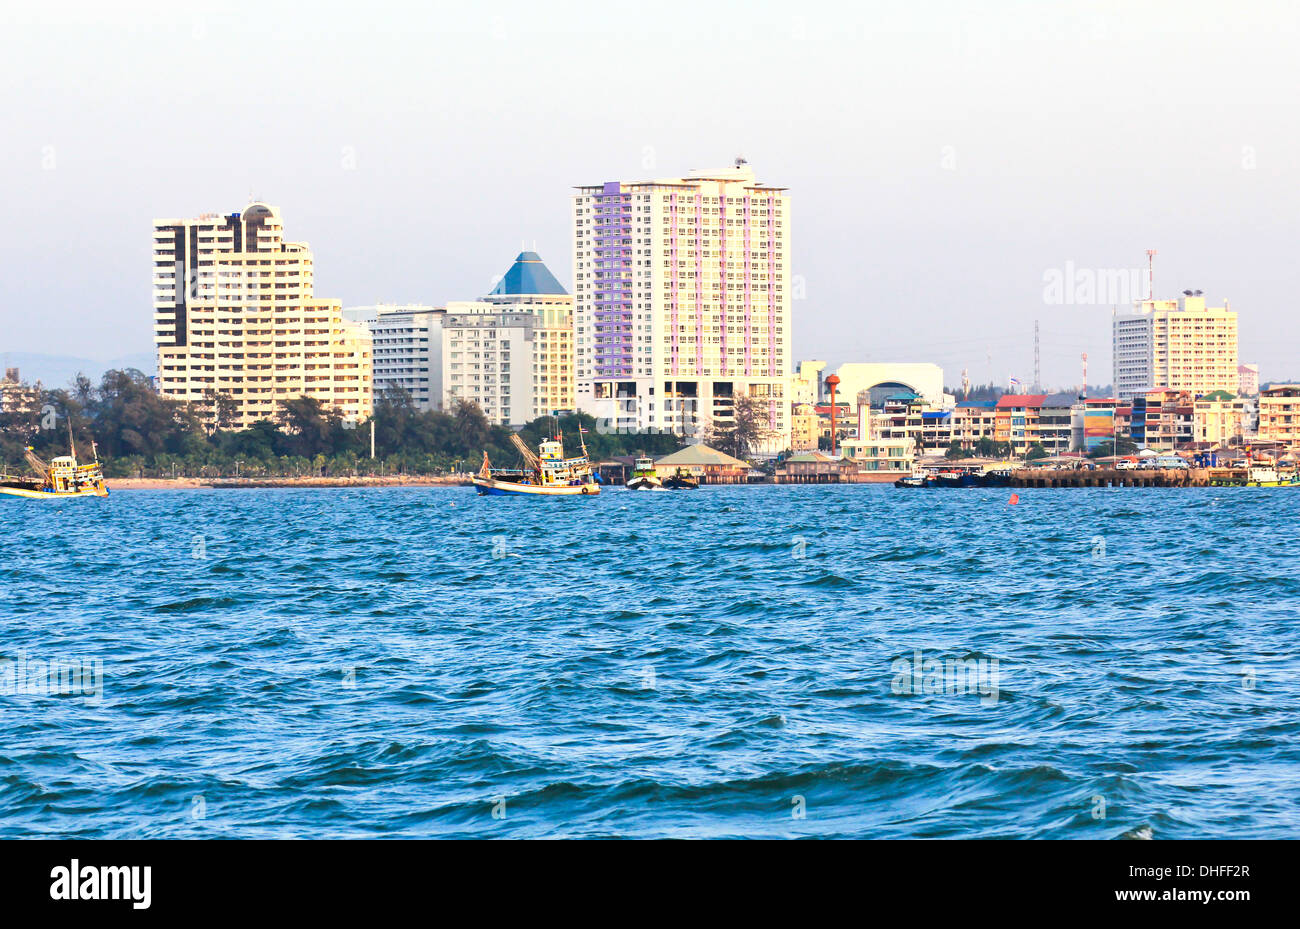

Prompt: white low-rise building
xmin=345 ymin=304 xmax=444 ymax=410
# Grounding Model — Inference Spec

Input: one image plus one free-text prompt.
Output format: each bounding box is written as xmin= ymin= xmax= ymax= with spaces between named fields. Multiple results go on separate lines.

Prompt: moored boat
xmin=934 ymin=469 xmax=979 ymax=488
xmin=471 ymin=428 xmax=600 ymax=497
xmin=978 ymin=468 xmax=1014 ymax=488
xmin=894 ymin=472 xmax=930 ymax=488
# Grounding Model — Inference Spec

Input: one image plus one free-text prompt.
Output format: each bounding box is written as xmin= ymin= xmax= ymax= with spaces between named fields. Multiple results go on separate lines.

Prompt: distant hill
xmin=0 ymin=352 xmax=156 ymax=389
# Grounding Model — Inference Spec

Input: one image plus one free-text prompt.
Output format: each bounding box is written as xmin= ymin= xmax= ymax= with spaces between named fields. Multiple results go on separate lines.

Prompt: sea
xmin=2 ymin=485 xmax=1298 ymax=838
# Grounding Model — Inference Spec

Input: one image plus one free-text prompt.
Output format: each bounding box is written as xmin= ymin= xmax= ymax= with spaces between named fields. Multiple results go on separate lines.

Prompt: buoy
xmin=1008 ymin=493 xmax=1020 ymax=505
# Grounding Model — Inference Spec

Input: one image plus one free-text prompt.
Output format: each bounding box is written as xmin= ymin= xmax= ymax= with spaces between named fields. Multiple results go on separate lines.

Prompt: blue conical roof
xmin=489 ymin=251 xmax=568 ymax=296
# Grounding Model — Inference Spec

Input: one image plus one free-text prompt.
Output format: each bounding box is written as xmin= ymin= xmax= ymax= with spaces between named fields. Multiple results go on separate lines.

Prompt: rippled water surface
xmin=2 ymin=485 xmax=1298 ymax=838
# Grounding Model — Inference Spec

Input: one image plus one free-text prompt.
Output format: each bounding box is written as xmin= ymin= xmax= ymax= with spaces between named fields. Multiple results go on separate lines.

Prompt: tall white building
xmin=1113 ymin=295 xmax=1239 ymax=401
xmin=345 ymin=304 xmax=444 ymax=411
xmin=441 ymin=252 xmax=574 ymax=425
xmin=153 ymin=203 xmax=372 ymax=427
xmin=573 ymin=162 xmax=791 ymax=452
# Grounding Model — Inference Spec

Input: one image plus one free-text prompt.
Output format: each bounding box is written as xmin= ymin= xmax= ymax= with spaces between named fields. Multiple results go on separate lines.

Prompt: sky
xmin=2 ymin=0 xmax=1298 ymax=388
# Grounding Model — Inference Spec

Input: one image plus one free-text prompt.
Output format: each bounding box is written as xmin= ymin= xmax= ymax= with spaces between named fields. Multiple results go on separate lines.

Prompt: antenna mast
xmin=1033 ymin=319 xmax=1041 ymax=392
xmin=1146 ymin=249 xmax=1157 ymax=302
xmin=1081 ymin=352 xmax=1088 ymax=399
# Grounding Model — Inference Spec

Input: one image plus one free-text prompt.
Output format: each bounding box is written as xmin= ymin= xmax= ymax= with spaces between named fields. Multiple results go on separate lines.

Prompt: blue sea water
xmin=2 ymin=484 xmax=1298 ymax=839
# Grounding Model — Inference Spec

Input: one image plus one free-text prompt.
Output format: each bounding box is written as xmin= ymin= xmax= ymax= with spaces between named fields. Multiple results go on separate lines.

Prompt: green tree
xmin=707 ymin=392 xmax=765 ymax=460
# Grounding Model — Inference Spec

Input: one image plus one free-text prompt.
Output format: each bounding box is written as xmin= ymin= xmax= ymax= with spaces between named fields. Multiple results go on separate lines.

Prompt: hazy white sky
xmin=2 ymin=0 xmax=1298 ymax=387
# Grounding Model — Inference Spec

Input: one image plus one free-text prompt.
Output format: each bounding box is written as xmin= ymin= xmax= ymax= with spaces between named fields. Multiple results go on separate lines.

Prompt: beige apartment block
xmin=1258 ymin=385 xmax=1300 ymax=447
xmin=1192 ymin=390 xmax=1253 ymax=445
xmin=153 ymin=203 xmax=372 ymax=429
xmin=1113 ymin=295 xmax=1238 ymax=401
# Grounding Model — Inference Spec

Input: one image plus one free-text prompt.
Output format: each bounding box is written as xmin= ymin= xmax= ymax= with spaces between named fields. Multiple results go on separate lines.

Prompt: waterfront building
xmin=345 ymin=305 xmax=444 ymax=411
xmin=829 ymin=362 xmax=947 ymax=412
xmin=153 ymin=203 xmax=372 ymax=427
xmin=1193 ymin=390 xmax=1253 ymax=446
xmin=481 ymin=252 xmax=575 ymax=419
xmin=1257 ymin=385 xmax=1300 ymax=447
xmin=949 ymin=400 xmax=998 ymax=450
xmin=1128 ymin=388 xmax=1195 ymax=450
xmin=1112 ymin=295 xmax=1239 ymax=401
xmin=812 ymin=400 xmax=855 ymax=449
xmin=1071 ymin=397 xmax=1118 ymax=453
xmin=870 ymin=392 xmax=930 ymax=450
xmin=442 ymin=303 xmax=548 ymax=426
xmin=996 ymin=394 xmax=1047 ymax=456
xmin=837 ymin=437 xmax=916 ymax=475
xmin=1237 ymin=363 xmax=1260 ymax=397
xmin=790 ymin=402 xmax=820 ymax=451
xmin=572 ymin=162 xmax=791 ymax=451
xmin=791 ymin=360 xmax=827 ymax=405
xmin=841 ymin=406 xmax=917 ymax=472
xmin=652 ymin=444 xmax=751 ymax=484
xmin=1035 ymin=393 xmax=1077 ymax=454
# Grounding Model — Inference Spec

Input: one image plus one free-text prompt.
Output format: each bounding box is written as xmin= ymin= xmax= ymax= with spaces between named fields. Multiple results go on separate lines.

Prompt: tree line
xmin=0 ymin=369 xmax=684 ymax=479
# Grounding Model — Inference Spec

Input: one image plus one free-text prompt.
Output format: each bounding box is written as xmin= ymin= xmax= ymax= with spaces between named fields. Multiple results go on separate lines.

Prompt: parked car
xmin=1154 ymin=455 xmax=1189 ymax=470
xmin=1116 ymin=459 xmax=1137 ymax=470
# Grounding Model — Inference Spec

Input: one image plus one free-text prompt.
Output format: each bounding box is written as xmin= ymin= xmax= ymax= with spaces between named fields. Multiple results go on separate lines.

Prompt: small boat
xmin=979 ymin=468 xmax=1014 ymax=488
xmin=471 ymin=428 xmax=600 ymax=497
xmin=894 ymin=472 xmax=930 ymax=488
xmin=934 ymin=469 xmax=979 ymax=488
xmin=625 ymin=457 xmax=663 ymax=491
xmin=0 ymin=436 xmax=109 ymax=500
xmin=661 ymin=466 xmax=699 ymax=490
xmin=1243 ymin=464 xmax=1300 ymax=487
xmin=1210 ymin=462 xmax=1300 ymax=487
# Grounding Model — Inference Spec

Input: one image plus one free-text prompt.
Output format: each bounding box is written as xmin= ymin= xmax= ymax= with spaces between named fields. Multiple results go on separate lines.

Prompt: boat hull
xmin=0 ymin=485 xmax=108 ymax=499
xmin=471 ymin=476 xmax=599 ymax=496
xmin=626 ymin=476 xmax=663 ymax=491
xmin=894 ymin=476 xmax=929 ymax=488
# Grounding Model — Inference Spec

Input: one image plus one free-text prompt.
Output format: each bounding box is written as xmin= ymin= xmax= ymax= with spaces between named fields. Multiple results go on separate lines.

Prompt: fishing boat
xmin=1242 ymin=464 xmax=1300 ymax=487
xmin=471 ymin=428 xmax=600 ymax=496
xmin=625 ymin=457 xmax=662 ymax=491
xmin=660 ymin=466 xmax=699 ymax=490
xmin=0 ymin=433 xmax=109 ymax=500
xmin=893 ymin=472 xmax=930 ymax=488
xmin=1209 ymin=461 xmax=1300 ymax=487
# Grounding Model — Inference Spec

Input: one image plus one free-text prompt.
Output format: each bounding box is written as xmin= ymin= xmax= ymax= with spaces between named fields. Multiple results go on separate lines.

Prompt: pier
xmin=1009 ymin=467 xmax=1211 ymax=488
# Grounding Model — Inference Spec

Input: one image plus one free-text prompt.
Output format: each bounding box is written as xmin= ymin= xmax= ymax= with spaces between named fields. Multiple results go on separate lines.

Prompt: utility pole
xmin=370 ymin=419 xmax=376 ymax=460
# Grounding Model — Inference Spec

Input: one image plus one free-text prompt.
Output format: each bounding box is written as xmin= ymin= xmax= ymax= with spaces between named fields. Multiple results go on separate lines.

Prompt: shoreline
xmin=108 ymin=475 xmax=471 ymax=490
